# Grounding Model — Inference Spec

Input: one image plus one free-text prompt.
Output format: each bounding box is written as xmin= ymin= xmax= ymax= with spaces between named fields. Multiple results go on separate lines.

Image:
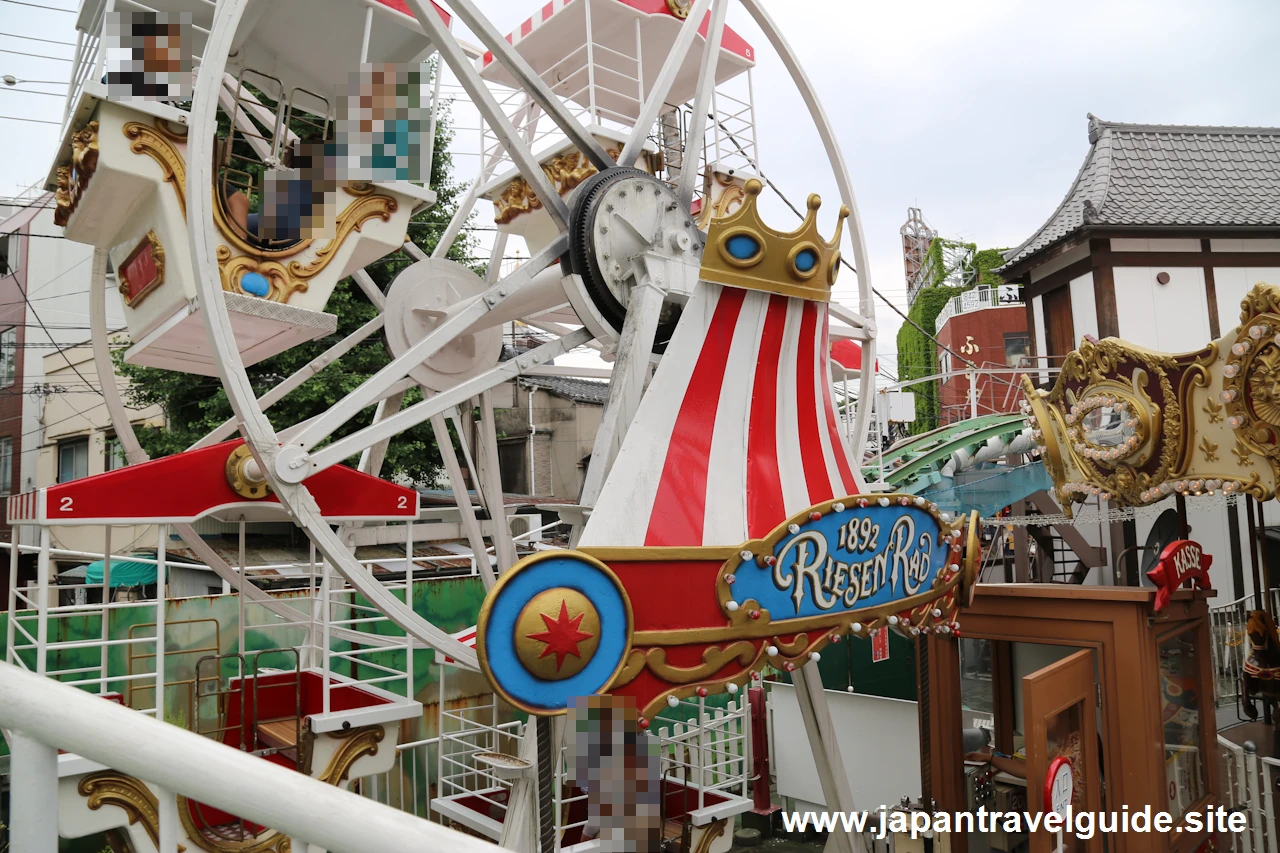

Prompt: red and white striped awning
xmin=581 ymin=284 xmax=860 ymax=548
xmin=436 ymin=625 xmax=479 ymax=667
xmin=478 ymin=0 xmax=754 ymax=121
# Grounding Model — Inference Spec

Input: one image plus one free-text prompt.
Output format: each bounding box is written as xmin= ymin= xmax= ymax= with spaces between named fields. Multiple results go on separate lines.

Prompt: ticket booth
xmin=922 ymin=582 xmax=1219 ymax=853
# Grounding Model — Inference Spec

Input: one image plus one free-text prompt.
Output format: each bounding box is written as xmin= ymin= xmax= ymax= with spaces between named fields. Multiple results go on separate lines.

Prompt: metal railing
xmin=1211 ymin=595 xmax=1252 ymax=706
xmin=934 ymin=284 xmax=1024 ymax=331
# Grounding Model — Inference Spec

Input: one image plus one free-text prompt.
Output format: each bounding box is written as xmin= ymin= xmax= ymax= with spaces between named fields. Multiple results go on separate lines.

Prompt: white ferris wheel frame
xmin=86 ymin=0 xmax=878 ymax=667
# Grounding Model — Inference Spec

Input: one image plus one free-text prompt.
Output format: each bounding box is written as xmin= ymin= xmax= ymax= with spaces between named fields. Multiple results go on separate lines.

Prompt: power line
xmin=0 ymin=31 xmax=76 ymax=47
xmin=0 ymin=87 xmax=63 ymax=98
xmin=0 ymin=0 xmax=75 ymax=11
xmin=0 ymin=47 xmax=73 ymax=62
xmin=0 ymin=114 xmax=59 ymax=125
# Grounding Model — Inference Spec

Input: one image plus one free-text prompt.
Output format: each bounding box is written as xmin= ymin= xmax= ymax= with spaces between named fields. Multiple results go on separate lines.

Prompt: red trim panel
xmin=645 ymin=287 xmax=746 ymax=546
xmin=15 ymin=440 xmax=418 ymax=524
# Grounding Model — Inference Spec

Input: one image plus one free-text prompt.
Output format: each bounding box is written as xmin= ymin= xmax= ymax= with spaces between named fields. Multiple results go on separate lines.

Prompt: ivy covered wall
xmin=895 ymin=241 xmax=1009 ymax=435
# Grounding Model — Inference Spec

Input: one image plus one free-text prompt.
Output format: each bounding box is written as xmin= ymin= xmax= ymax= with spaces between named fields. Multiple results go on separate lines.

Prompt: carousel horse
xmin=1242 ymin=610 xmax=1280 ymax=719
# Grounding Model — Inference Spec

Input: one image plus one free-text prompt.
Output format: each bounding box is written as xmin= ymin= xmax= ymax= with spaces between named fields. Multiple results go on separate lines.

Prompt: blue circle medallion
xmin=478 ymin=552 xmax=632 ymax=715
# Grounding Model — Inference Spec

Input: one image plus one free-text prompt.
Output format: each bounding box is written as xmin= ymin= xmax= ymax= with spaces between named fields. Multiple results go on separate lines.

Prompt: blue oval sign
xmin=727 ymin=497 xmax=959 ymax=621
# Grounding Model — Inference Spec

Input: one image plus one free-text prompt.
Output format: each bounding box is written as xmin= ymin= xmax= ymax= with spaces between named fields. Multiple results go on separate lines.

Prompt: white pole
xmin=307 ymin=539 xmax=317 ymax=669
xmin=238 ymin=518 xmax=247 ymax=656
xmin=322 ymin=558 xmax=332 ymax=715
xmin=6 ymin=528 xmax=19 ymax=665
xmin=422 ymin=57 xmax=444 ymax=186
xmin=0 ymin=661 xmax=502 ymax=853
xmin=158 ymin=786 xmax=180 ymax=853
xmin=36 ymin=526 xmax=50 ymax=675
xmin=405 ymin=522 xmax=414 ymax=699
xmin=634 ymin=17 xmax=644 ymax=115
xmin=155 ymin=525 xmax=167 ymax=720
xmin=101 ymin=525 xmax=112 ymax=693
xmin=584 ymin=0 xmax=597 ymax=123
xmin=8 ymin=731 xmax=58 ymax=853
xmin=359 ymin=6 xmax=374 ymax=64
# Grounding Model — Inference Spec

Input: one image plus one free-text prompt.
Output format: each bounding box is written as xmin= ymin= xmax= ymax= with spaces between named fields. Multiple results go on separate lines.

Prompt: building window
xmin=105 ymin=435 xmax=126 ymax=471
xmin=0 ymin=436 xmax=12 ymax=496
xmin=939 ymin=348 xmax=952 ymax=377
xmin=0 ymin=327 xmax=15 ymax=389
xmin=0 ymin=233 xmax=15 ymax=277
xmin=58 ymin=438 xmax=89 ymax=483
xmin=1004 ymin=333 xmax=1031 ymax=368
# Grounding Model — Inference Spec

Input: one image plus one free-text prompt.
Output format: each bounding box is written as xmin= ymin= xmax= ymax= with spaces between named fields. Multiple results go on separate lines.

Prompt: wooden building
xmin=999 ymin=115 xmax=1280 ymax=378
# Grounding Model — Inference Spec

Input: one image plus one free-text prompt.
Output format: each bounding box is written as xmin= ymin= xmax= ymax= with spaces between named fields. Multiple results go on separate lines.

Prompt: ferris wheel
xmin=63 ymin=0 xmax=878 ymax=668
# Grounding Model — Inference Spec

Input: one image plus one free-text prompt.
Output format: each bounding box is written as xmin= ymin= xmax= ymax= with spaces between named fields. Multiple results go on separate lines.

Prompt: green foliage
xmin=895 ymin=239 xmax=1011 ymax=434
xmin=115 ymin=70 xmax=473 ymax=485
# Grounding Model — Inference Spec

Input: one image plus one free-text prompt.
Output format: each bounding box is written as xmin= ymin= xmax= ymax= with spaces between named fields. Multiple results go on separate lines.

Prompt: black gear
xmin=561 ymin=167 xmax=682 ymax=354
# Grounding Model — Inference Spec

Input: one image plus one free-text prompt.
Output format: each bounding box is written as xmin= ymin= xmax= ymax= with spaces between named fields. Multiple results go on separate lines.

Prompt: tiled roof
xmin=519 ymin=376 xmax=609 ymax=404
xmin=1000 ymin=114 xmax=1280 ymax=271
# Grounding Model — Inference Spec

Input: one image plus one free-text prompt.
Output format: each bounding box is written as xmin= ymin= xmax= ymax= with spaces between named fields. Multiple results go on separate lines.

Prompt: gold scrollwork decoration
xmin=1204 ymin=397 xmax=1224 ymax=424
xmin=54 ymin=120 xmax=100 ymax=226
xmin=124 ymin=120 xmax=187 ymax=217
xmin=177 ymin=799 xmax=289 ymax=853
xmin=1201 ymin=436 xmax=1220 ymax=463
xmin=692 ymin=820 xmax=729 ymax=853
xmin=1044 ymin=338 xmax=1183 ymax=506
xmin=493 ymin=149 xmax=622 ymax=225
xmin=316 ymin=725 xmax=385 ymax=786
xmin=79 ymin=772 xmax=178 ymax=851
xmin=626 ymin=642 xmax=759 ymax=686
xmin=285 ymin=194 xmax=398 ymax=280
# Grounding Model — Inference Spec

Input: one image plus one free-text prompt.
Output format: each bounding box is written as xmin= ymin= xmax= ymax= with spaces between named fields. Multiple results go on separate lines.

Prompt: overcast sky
xmin=2 ymin=0 xmax=1278 ymax=379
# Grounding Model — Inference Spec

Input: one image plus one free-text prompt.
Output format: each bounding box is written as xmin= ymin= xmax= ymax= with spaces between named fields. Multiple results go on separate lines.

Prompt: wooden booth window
xmin=1157 ymin=627 xmax=1206 ymax=820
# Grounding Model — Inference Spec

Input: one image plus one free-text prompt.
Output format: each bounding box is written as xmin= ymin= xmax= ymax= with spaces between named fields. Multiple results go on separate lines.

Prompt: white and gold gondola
xmin=48 ymin=0 xmax=450 ymax=374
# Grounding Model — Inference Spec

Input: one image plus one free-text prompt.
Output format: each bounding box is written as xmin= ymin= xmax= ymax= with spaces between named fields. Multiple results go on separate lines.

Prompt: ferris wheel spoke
xmin=677 ymin=0 xmax=729 ymax=209
xmin=358 ymin=390 xmax=406 ymax=476
xmin=737 ymin=0 xmax=877 ymax=470
xmin=191 ymin=312 xmax=389 ymax=450
xmin=93 ymin=252 xmax=383 ymax=646
xmin=306 ymin=326 xmax=594 ymax=476
xmin=351 ymin=268 xmax=387 ymax=310
xmin=402 ymin=0 xmax=570 ymax=231
xmin=618 ymin=0 xmax=713 ymax=169
xmin=443 ymin=0 xmax=615 ymax=172
xmin=286 ymin=235 xmax=570 ymax=456
xmin=827 ymin=303 xmax=873 ymax=336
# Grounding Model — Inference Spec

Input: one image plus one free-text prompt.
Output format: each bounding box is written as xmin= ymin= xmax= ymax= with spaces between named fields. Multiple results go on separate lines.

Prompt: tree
xmin=117 ymin=73 xmax=475 ymax=484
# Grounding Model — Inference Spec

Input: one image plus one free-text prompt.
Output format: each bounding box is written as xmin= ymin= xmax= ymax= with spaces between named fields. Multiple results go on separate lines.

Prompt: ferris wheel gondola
xmin=56 ymin=0 xmax=878 ymax=672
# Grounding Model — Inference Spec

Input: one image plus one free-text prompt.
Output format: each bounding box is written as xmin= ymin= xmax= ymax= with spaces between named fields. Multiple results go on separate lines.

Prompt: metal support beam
xmin=431 ymin=413 xmax=496 ymax=590
xmin=573 ymin=279 xmax=665 ymax=541
xmin=478 ymin=390 xmax=518 ymax=573
xmin=791 ymin=662 xmax=867 ymax=853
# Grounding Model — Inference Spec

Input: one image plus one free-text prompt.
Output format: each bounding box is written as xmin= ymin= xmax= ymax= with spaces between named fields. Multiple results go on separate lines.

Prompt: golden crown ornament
xmin=698 ymin=178 xmax=848 ymax=302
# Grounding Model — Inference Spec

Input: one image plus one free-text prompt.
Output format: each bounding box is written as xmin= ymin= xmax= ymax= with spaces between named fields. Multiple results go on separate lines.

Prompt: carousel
xmin=0 ymin=1 xmax=994 ymax=853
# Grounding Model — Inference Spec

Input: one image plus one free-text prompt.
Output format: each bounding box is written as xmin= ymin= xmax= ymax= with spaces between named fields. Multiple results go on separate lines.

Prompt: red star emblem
xmin=525 ymin=599 xmax=594 ymax=672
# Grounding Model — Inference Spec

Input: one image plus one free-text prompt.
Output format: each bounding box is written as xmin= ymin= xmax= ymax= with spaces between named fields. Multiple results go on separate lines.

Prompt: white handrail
xmin=0 ymin=660 xmax=497 ymax=853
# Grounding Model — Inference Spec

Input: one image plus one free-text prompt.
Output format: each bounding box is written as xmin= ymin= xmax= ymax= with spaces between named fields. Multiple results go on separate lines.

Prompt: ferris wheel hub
xmin=562 ymin=168 xmax=703 ymax=353
xmin=273 ymin=446 xmax=314 ymax=485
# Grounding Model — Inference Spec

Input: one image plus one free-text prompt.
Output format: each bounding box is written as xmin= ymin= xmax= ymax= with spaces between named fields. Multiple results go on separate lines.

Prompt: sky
xmin=2 ymin=0 xmax=1279 ymax=382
